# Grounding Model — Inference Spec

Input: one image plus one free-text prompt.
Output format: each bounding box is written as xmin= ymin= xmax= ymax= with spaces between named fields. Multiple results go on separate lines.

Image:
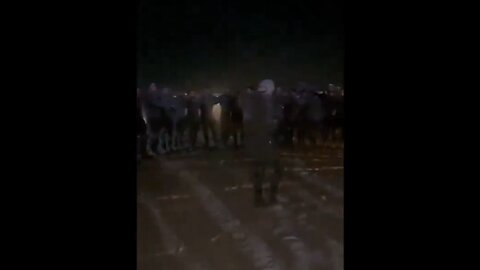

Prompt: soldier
xmin=240 ymin=79 xmax=282 ymax=206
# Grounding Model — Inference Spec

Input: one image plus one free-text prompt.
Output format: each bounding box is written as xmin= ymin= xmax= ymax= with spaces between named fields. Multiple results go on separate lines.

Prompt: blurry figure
xmin=159 ymin=87 xmax=175 ymax=152
xmin=144 ymin=83 xmax=169 ymax=154
xmin=219 ymin=89 xmax=244 ymax=148
xmin=218 ymin=91 xmax=233 ymax=147
xmin=240 ymin=79 xmax=282 ymax=206
xmin=273 ymin=87 xmax=295 ymax=147
xmin=289 ymin=83 xmax=330 ymax=148
xmin=303 ymin=88 xmax=327 ymax=146
xmin=230 ymin=89 xmax=244 ymax=148
xmin=292 ymin=86 xmax=309 ymax=147
xmin=137 ymin=88 xmax=152 ymax=160
xmin=170 ymin=93 xmax=189 ymax=150
xmin=185 ymin=90 xmax=202 ymax=150
xmin=161 ymin=88 xmax=188 ymax=151
xmin=199 ymin=90 xmax=219 ymax=148
xmin=323 ymin=85 xmax=344 ymax=147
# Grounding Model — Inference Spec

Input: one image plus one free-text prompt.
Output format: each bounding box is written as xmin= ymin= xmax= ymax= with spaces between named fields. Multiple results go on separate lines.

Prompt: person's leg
xmin=201 ymin=120 xmax=210 ymax=147
xmin=209 ymin=118 xmax=218 ymax=147
xmin=189 ymin=121 xmax=199 ymax=150
xmin=232 ymin=122 xmax=240 ymax=148
xmin=220 ymin=117 xmax=229 ymax=146
xmin=139 ymin=133 xmax=151 ymax=158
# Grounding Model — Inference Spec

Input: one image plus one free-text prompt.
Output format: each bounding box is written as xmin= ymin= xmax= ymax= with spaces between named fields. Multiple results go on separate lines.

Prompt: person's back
xmin=241 ymin=80 xmax=282 ymax=205
xmin=242 ymin=90 xmax=277 ymax=158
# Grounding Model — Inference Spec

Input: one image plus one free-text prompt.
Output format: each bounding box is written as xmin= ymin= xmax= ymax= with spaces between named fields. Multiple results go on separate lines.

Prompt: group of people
xmin=137 ymin=80 xmax=344 ymax=159
xmin=136 ymin=84 xmax=243 ymax=159
xmin=137 ymin=79 xmax=344 ymax=206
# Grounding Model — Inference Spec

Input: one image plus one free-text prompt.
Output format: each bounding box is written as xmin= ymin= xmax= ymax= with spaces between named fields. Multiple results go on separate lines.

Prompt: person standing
xmin=240 ymin=79 xmax=282 ymax=206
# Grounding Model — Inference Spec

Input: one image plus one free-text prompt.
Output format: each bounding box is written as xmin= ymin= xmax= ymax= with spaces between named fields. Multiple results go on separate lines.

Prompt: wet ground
xmin=137 ymin=146 xmax=344 ymax=270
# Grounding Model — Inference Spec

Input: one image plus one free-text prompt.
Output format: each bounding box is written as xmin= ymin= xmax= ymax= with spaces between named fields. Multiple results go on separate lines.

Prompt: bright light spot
xmin=212 ymin=104 xmax=221 ymax=122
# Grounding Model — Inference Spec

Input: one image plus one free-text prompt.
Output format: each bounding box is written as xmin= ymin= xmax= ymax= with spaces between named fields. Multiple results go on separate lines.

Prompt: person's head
xmin=257 ymin=79 xmax=275 ymax=96
xmin=149 ymin=83 xmax=158 ymax=93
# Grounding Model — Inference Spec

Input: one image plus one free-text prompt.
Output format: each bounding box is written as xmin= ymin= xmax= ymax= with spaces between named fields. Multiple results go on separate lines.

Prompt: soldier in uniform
xmin=240 ymin=79 xmax=282 ymax=206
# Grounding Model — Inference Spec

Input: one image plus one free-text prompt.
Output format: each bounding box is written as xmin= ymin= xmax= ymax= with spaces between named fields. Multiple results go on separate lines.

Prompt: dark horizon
xmin=137 ymin=0 xmax=344 ymax=91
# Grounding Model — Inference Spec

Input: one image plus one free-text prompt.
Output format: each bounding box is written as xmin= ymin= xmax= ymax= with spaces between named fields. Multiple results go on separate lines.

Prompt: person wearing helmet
xmin=240 ymin=79 xmax=282 ymax=206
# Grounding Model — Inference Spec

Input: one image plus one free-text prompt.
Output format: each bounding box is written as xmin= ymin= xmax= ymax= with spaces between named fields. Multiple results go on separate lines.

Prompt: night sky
xmin=137 ymin=0 xmax=343 ymax=91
